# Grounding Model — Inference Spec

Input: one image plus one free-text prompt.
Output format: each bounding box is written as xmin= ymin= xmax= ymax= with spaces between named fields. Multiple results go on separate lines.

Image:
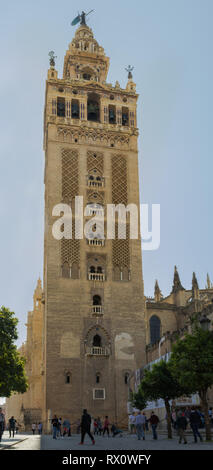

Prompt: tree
xmin=131 ymin=388 xmax=147 ymax=412
xmin=132 ymin=360 xmax=188 ymax=439
xmin=170 ymin=327 xmax=213 ymax=441
xmin=0 ymin=306 xmax=28 ymax=397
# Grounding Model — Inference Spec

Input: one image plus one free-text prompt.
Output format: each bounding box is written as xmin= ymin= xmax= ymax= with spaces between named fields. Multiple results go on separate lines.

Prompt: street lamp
xmin=199 ymin=314 xmax=210 ymax=331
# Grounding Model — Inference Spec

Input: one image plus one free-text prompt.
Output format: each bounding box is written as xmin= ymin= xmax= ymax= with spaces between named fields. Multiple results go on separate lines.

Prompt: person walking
xmin=32 ymin=423 xmax=36 ymax=435
xmin=8 ymin=416 xmax=16 ymax=438
xmin=135 ymin=412 xmax=145 ymax=440
xmin=79 ymin=409 xmax=95 ymax=445
xmin=93 ymin=419 xmax=98 ymax=435
xmin=176 ymin=411 xmax=187 ymax=444
xmin=149 ymin=412 xmax=159 ymax=440
xmin=0 ymin=408 xmax=5 ymax=442
xmin=103 ymin=416 xmax=110 ymax=437
xmin=129 ymin=413 xmax=136 ymax=434
xmin=38 ymin=422 xmax=43 ymax=435
xmin=189 ymin=408 xmax=203 ymax=443
xmin=52 ymin=415 xmax=59 ymax=440
xmin=143 ymin=412 xmax=149 ymax=432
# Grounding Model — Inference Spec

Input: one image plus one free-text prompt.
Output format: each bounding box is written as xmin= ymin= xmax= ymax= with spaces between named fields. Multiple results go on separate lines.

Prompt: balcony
xmin=88 ymin=273 xmax=105 ymax=281
xmin=86 ymin=346 xmax=110 ymax=356
xmin=92 ymin=305 xmax=103 ymax=315
xmin=88 ymin=239 xmax=105 ymax=247
xmin=87 ymin=178 xmax=104 ymax=188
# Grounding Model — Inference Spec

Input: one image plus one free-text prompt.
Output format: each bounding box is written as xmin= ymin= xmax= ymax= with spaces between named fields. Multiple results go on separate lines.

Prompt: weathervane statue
xmin=125 ymin=65 xmax=134 ymax=79
xmin=71 ymin=9 xmax=94 ymax=27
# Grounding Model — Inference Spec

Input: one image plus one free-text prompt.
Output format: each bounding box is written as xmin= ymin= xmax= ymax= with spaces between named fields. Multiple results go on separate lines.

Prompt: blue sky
xmin=0 ymin=0 xmax=212 ymax=344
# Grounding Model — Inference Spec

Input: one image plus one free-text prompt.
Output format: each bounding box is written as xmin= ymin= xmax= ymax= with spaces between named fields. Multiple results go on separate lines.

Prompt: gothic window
xmin=122 ymin=107 xmax=129 ymax=126
xmin=93 ymin=334 xmax=102 ymax=347
xmin=87 ymin=93 xmax=100 ymax=122
xmin=90 ymin=266 xmax=96 ymax=273
xmin=150 ymin=315 xmax=161 ymax=344
xmin=57 ymin=97 xmax=65 ymax=117
xmin=71 ymin=262 xmax=79 ymax=279
xmin=97 ymin=266 xmax=103 ymax=274
xmin=71 ymin=99 xmax=79 ymax=119
xmin=62 ymin=261 xmax=70 ymax=278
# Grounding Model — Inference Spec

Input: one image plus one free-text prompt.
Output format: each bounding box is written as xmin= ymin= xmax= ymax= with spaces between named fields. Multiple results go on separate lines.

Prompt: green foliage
xmin=140 ymin=360 xmax=187 ymax=402
xmin=131 ymin=388 xmax=147 ymax=411
xmin=170 ymin=327 xmax=213 ymax=394
xmin=0 ymin=306 xmax=28 ymax=397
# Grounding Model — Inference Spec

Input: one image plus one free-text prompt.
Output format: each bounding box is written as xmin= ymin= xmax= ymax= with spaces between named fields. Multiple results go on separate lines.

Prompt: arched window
xmin=71 ymin=99 xmax=79 ymax=119
xmin=65 ymin=373 xmax=71 ymax=384
xmin=93 ymin=334 xmax=102 ymax=347
xmin=90 ymin=266 xmax=96 ymax=273
xmin=97 ymin=266 xmax=103 ymax=274
xmin=93 ymin=295 xmax=102 ymax=306
xmin=96 ymin=373 xmax=101 ymax=384
xmin=149 ymin=315 xmax=161 ymax=344
xmin=87 ymin=93 xmax=100 ymax=122
xmin=62 ymin=262 xmax=70 ymax=278
xmin=124 ymin=372 xmax=129 ymax=385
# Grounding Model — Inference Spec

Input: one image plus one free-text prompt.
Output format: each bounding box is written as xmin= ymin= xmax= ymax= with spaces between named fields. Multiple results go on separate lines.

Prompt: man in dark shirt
xmin=189 ymin=408 xmax=203 ymax=443
xmin=149 ymin=412 xmax=159 ymax=440
xmin=79 ymin=409 xmax=95 ymax=445
xmin=9 ymin=416 xmax=16 ymax=438
xmin=52 ymin=415 xmax=59 ymax=440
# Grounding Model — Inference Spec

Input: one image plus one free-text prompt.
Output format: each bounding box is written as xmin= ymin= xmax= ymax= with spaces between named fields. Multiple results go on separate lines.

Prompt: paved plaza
xmin=0 ymin=431 xmax=213 ymax=451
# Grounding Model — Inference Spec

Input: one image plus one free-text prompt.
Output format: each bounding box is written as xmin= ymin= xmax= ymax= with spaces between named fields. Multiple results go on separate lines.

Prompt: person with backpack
xmin=176 ymin=411 xmax=188 ymax=444
xmin=79 ymin=409 xmax=95 ymax=445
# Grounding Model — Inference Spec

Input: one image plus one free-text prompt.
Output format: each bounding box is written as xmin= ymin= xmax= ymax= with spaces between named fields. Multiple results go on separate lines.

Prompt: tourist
xmin=93 ymin=418 xmax=98 ymax=435
xmin=149 ymin=411 xmax=159 ymax=440
xmin=8 ymin=416 xmax=16 ymax=438
xmin=38 ymin=422 xmax=43 ymax=435
xmin=0 ymin=408 xmax=5 ymax=442
xmin=129 ymin=413 xmax=136 ymax=434
xmin=63 ymin=418 xmax=71 ymax=437
xmin=111 ymin=424 xmax=123 ymax=437
xmin=97 ymin=417 xmax=103 ymax=435
xmin=189 ymin=408 xmax=203 ymax=443
xmin=176 ymin=411 xmax=187 ymax=444
xmin=79 ymin=409 xmax=95 ymax=445
xmin=103 ymin=416 xmax=110 ymax=437
xmin=32 ymin=423 xmax=36 ymax=435
xmin=135 ymin=412 xmax=145 ymax=440
xmin=52 ymin=415 xmax=59 ymax=440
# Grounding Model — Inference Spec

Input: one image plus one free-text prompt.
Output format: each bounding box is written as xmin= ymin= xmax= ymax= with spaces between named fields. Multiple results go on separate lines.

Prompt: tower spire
xmin=192 ymin=272 xmax=199 ymax=299
xmin=154 ymin=279 xmax=162 ymax=302
xmin=171 ymin=265 xmax=184 ymax=293
xmin=206 ymin=273 xmax=211 ymax=289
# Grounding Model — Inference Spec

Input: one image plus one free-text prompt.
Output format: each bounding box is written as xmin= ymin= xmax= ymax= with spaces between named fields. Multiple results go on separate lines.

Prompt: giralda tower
xmin=42 ymin=16 xmax=145 ymax=428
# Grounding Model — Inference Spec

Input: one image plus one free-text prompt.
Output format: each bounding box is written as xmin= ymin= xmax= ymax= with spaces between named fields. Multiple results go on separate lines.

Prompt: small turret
xmin=171 ymin=266 xmax=184 ymax=293
xmin=206 ymin=273 xmax=212 ymax=289
xmin=192 ymin=272 xmax=199 ymax=300
xmin=154 ymin=279 xmax=162 ymax=302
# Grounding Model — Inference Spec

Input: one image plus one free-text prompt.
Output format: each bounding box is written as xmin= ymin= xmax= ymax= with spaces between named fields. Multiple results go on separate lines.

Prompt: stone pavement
xmin=1 ymin=431 xmax=213 ymax=451
xmin=41 ymin=432 xmax=213 ymax=451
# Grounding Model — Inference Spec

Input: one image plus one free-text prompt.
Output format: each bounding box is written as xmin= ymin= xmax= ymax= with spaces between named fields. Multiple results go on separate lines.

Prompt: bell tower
xmin=42 ymin=20 xmax=145 ymax=429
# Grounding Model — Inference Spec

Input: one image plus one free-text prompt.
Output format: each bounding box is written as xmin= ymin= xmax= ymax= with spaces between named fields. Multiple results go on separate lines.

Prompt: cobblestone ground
xmin=1 ymin=431 xmax=213 ymax=451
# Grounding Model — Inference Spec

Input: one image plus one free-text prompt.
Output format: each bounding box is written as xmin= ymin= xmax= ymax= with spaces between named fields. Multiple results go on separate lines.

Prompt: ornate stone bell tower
xmin=42 ymin=20 xmax=145 ymax=429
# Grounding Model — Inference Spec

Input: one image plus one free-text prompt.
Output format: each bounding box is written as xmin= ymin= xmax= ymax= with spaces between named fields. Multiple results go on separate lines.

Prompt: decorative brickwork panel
xmin=87 ymin=151 xmax=104 ymax=176
xmin=61 ymin=149 xmax=79 ymax=277
xmin=62 ymin=149 xmax=78 ymax=201
xmin=112 ymin=224 xmax=130 ymax=270
xmin=111 ymin=155 xmax=127 ymax=206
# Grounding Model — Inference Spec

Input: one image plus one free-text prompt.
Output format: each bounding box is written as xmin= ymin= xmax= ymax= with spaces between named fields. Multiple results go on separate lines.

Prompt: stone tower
xmin=42 ymin=21 xmax=145 ymax=429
